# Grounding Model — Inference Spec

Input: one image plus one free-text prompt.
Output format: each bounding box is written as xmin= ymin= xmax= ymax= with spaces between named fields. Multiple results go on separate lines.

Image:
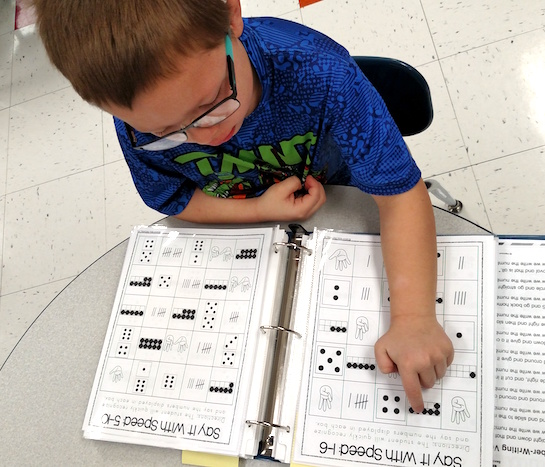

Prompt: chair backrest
xmin=352 ymin=56 xmax=433 ymax=136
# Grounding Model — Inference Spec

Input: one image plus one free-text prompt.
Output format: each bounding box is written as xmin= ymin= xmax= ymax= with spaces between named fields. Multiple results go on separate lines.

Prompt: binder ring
xmin=259 ymin=325 xmax=302 ymax=339
xmin=273 ymin=242 xmax=312 ymax=255
xmin=246 ymin=420 xmax=290 ymax=433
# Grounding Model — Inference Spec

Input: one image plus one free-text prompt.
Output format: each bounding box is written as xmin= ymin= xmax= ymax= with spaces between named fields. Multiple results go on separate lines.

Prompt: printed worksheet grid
xmin=307 ymin=238 xmax=483 ymax=433
xmin=434 ymin=243 xmax=482 ymax=433
xmin=309 ymin=239 xmax=389 ymax=425
xmin=98 ymin=232 xmax=264 ymax=408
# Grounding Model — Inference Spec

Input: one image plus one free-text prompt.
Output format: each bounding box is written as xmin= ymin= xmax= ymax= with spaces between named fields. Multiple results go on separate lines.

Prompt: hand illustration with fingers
xmin=220 ymin=247 xmax=233 ymax=261
xmin=230 ymin=276 xmax=251 ymax=292
xmin=318 ymin=385 xmax=333 ymax=411
xmin=451 ymin=396 xmax=470 ymax=424
xmin=165 ymin=335 xmax=175 ymax=352
xmin=210 ymin=246 xmax=220 ymax=259
xmin=109 ymin=365 xmax=123 ymax=383
xmin=355 ymin=316 xmax=369 ymax=339
xmin=240 ymin=277 xmax=251 ymax=292
xmin=165 ymin=335 xmax=188 ymax=353
xmin=210 ymin=246 xmax=233 ymax=262
xmin=329 ymin=249 xmax=351 ymax=271
xmin=174 ymin=336 xmax=188 ymax=352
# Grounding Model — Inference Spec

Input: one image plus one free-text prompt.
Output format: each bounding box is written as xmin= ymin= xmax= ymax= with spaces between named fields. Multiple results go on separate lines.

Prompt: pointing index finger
xmin=400 ymin=371 xmax=424 ymax=413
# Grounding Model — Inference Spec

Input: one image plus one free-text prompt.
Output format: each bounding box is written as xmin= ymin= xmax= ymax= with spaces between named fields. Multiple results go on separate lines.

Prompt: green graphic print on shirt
xmin=173 ymin=131 xmax=318 ymax=199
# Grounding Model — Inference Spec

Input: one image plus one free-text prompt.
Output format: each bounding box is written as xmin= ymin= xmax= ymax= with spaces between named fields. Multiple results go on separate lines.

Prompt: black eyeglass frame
xmin=124 ymin=34 xmax=239 ymax=151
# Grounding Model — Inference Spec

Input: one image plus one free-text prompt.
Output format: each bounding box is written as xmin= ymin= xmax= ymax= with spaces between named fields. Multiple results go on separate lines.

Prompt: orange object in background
xmin=299 ymin=0 xmax=323 ymax=7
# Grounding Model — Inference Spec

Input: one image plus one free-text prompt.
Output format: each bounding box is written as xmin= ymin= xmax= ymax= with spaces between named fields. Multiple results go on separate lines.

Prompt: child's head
xmin=33 ymin=0 xmax=231 ymax=108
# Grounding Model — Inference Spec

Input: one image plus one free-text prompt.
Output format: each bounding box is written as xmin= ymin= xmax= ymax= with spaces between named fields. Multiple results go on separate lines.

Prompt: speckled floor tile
xmin=442 ymin=29 xmax=545 ymax=166
xmin=0 ymin=278 xmax=72 ymax=368
xmin=405 ymin=61 xmax=471 ymax=177
xmin=0 ymin=0 xmax=15 ymax=36
xmin=279 ymin=8 xmax=303 ymax=23
xmin=10 ymin=25 xmax=69 ymax=106
xmin=301 ymin=0 xmax=436 ymax=65
xmin=0 ymin=108 xmax=8 ymax=196
xmin=421 ymin=0 xmax=545 ymax=58
xmin=2 ymin=169 xmax=106 ymax=294
xmin=104 ymin=160 xmax=162 ymax=250
xmin=0 ymin=31 xmax=13 ymax=111
xmin=241 ymin=0 xmax=300 ymax=17
xmin=473 ymin=147 xmax=545 ymax=235
xmin=0 ymin=195 xmax=5 ymax=289
xmin=7 ymin=86 xmax=104 ymax=192
xmin=426 ymin=167 xmax=491 ymax=233
xmin=103 ymin=112 xmax=123 ymax=165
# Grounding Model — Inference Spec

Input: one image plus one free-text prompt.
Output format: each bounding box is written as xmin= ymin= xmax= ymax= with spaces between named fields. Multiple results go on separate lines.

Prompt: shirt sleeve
xmin=113 ymin=117 xmax=196 ymax=216
xmin=325 ymin=57 xmax=422 ymax=196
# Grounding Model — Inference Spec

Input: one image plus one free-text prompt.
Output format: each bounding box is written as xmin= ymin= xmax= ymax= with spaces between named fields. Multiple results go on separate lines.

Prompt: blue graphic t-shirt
xmin=114 ymin=17 xmax=421 ymax=215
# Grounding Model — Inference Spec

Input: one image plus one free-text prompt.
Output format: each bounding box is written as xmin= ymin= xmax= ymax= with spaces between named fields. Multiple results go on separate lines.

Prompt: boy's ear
xmin=225 ymin=0 xmax=244 ymax=37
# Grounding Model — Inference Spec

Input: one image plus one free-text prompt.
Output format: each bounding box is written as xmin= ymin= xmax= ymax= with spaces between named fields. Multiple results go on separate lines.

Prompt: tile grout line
xmin=9 ymin=22 xmax=72 ymax=109
xmin=9 ymin=81 xmax=74 ymax=110
xmin=431 ymin=26 xmax=545 ymax=62
xmin=425 ymin=144 xmax=545 ymax=179
xmin=0 ymin=24 xmax=15 ymax=298
xmin=3 ymin=158 xmax=125 ymax=198
xmin=418 ymin=0 xmax=494 ymax=230
xmin=0 ymin=275 xmax=77 ymax=300
xmin=0 ymin=2 xmax=15 ymax=362
xmin=101 ymin=112 xmax=109 ymax=251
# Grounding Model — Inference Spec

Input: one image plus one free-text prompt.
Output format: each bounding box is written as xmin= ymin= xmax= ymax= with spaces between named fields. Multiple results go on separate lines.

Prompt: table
xmin=0 ymin=186 xmax=489 ymax=466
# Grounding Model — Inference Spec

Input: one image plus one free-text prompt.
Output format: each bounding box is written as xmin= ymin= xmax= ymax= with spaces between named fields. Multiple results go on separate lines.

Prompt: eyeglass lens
xmin=192 ymin=99 xmax=240 ymax=128
xmin=142 ymin=132 xmax=189 ymax=151
xmin=133 ymin=34 xmax=240 ymax=151
xmin=141 ymin=98 xmax=240 ymax=150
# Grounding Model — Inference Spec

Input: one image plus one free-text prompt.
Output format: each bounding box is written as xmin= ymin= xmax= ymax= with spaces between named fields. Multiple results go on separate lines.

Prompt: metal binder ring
xmin=259 ymin=325 xmax=302 ymax=339
xmin=272 ymin=242 xmax=312 ymax=255
xmin=246 ymin=420 xmax=290 ymax=433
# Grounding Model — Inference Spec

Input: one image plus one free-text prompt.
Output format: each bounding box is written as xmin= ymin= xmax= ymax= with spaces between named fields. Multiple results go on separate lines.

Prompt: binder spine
xmin=250 ymin=225 xmax=311 ymax=458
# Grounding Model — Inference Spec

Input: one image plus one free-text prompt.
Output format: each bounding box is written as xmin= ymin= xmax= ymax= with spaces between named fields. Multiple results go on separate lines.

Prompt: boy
xmin=33 ymin=0 xmax=453 ymax=413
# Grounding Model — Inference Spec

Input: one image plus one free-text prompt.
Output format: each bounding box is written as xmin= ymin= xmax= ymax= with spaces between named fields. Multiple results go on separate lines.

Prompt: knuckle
xmin=421 ymin=379 xmax=435 ymax=389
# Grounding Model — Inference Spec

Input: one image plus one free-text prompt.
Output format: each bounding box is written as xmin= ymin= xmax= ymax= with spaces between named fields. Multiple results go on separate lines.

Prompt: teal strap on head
xmin=225 ymin=34 xmax=234 ymax=59
xmin=225 ymin=34 xmax=236 ymax=89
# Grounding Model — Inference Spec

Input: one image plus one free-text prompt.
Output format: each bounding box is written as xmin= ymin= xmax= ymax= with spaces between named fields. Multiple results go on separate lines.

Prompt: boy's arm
xmin=173 ymin=175 xmax=326 ymax=223
xmin=372 ymin=179 xmax=454 ymax=413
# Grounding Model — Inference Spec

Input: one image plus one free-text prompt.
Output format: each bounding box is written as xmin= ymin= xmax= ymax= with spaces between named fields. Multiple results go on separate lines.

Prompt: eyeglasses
xmin=125 ymin=35 xmax=240 ymax=151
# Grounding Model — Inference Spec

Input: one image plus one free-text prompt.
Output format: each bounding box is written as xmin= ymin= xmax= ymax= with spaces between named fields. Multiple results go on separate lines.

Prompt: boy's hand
xmin=175 ymin=175 xmax=325 ymax=223
xmin=258 ymin=175 xmax=326 ymax=221
xmin=371 ymin=180 xmax=453 ymax=414
xmin=374 ymin=314 xmax=454 ymax=413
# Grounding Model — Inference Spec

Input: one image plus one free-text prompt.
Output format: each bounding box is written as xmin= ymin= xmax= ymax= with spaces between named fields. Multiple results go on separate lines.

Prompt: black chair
xmin=353 ymin=56 xmax=462 ymax=212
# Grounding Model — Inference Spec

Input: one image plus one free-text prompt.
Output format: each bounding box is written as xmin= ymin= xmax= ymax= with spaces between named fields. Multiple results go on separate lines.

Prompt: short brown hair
xmin=33 ymin=0 xmax=231 ymax=108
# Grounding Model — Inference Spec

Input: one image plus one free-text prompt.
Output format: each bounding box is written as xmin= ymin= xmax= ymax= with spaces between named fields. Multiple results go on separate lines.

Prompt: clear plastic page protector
xmin=240 ymin=227 xmax=290 ymax=458
xmin=272 ymin=231 xmax=317 ymax=462
xmin=494 ymin=238 xmax=545 ymax=467
xmin=292 ymin=231 xmax=496 ymax=467
xmin=83 ymin=226 xmax=280 ymax=457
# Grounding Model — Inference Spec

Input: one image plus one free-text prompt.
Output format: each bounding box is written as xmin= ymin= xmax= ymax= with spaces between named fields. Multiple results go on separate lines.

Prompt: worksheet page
xmin=494 ymin=238 xmax=545 ymax=467
xmin=292 ymin=232 xmax=496 ymax=467
xmin=83 ymin=226 xmax=280 ymax=456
